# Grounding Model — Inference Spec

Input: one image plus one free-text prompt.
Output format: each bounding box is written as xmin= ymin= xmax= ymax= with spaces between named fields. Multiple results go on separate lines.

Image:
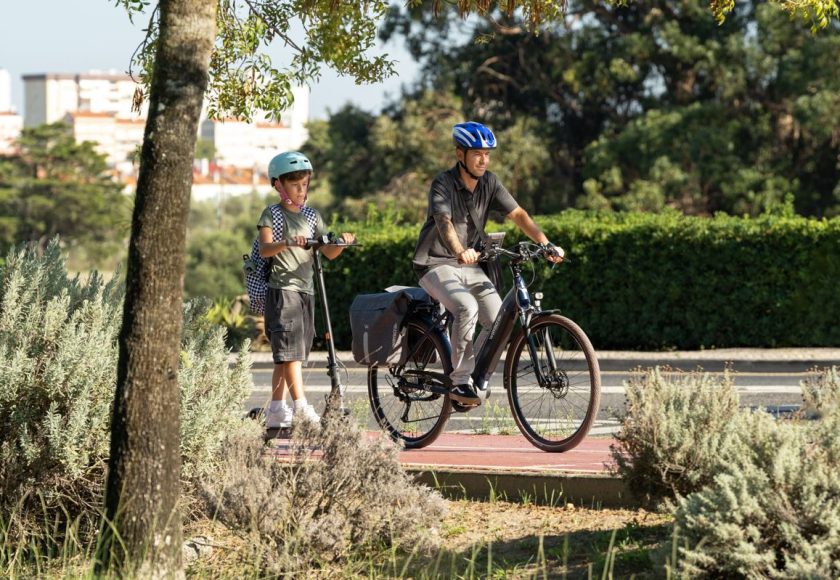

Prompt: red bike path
xmin=391 ymin=433 xmax=614 ymax=474
xmin=267 ymin=433 xmax=634 ymax=507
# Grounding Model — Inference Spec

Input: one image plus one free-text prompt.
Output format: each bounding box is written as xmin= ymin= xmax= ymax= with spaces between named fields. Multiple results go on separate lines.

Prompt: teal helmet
xmin=268 ymin=151 xmax=313 ymax=180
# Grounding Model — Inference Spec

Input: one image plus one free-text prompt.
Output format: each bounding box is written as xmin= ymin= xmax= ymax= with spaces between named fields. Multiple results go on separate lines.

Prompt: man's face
xmin=458 ymin=148 xmax=491 ymax=177
xmin=277 ymin=175 xmax=309 ymax=204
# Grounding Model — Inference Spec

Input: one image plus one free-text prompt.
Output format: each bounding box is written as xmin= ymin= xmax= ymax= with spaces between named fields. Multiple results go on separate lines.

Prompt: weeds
xmin=470 ymin=400 xmax=518 ymax=435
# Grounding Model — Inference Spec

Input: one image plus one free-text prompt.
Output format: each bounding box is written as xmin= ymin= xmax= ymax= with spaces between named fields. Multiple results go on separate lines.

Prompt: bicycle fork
xmin=520 ymin=290 xmax=559 ymax=387
xmin=524 ymin=326 xmax=560 ymax=387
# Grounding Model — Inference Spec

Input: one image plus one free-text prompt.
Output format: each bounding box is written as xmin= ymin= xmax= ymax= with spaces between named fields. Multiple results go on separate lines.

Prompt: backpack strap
xmin=464 ymin=194 xmax=489 ymax=248
xmin=270 ymin=204 xmax=318 ymax=242
xmin=268 ymin=204 xmax=285 ymax=243
xmin=301 ymin=206 xmax=318 ymax=238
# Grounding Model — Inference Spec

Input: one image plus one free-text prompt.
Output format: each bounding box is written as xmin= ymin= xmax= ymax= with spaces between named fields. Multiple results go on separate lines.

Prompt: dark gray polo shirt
xmin=412 ymin=164 xmax=519 ymax=278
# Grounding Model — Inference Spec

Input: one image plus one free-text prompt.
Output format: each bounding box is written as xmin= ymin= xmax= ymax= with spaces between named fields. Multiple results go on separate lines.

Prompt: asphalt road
xmin=244 ymin=363 xmax=811 ymax=437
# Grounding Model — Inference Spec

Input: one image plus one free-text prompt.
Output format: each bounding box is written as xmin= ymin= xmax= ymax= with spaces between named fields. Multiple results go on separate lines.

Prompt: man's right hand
xmin=458 ymin=248 xmax=480 ymax=264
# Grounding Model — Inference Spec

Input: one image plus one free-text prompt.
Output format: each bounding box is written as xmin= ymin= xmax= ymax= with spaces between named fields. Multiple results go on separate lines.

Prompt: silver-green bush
xmin=201 ymin=413 xmax=447 ymax=574
xmin=610 ymin=367 xmax=744 ymax=505
xmin=0 ymin=240 xmax=252 ymax=544
xmin=801 ymin=366 xmax=840 ymax=418
xmin=674 ymin=405 xmax=840 ymax=578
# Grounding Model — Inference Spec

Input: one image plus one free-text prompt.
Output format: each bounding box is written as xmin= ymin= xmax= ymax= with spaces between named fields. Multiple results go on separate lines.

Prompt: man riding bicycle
xmin=412 ymin=121 xmax=565 ymax=408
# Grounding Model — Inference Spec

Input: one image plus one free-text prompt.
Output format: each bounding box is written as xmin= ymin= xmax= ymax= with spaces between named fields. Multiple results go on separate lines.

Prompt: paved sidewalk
xmin=268 ymin=433 xmax=614 ymax=475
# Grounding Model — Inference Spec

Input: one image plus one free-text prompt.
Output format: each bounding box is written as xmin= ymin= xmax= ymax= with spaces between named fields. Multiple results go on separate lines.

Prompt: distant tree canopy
xmin=0 ymin=122 xmax=128 ymax=259
xmin=305 ymin=0 xmax=840 ymax=219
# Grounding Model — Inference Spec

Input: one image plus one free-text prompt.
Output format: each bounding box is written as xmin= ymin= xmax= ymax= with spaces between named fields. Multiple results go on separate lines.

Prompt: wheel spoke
xmin=368 ymin=322 xmax=451 ymax=448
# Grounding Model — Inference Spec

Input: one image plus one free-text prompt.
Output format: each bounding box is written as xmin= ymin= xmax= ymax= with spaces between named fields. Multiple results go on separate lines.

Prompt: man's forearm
xmin=509 ymin=208 xmax=549 ymax=244
xmin=434 ymin=214 xmax=466 ymax=256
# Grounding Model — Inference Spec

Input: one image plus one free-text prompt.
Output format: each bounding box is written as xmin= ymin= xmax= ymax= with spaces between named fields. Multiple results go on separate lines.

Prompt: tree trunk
xmin=97 ymin=0 xmax=216 ymax=576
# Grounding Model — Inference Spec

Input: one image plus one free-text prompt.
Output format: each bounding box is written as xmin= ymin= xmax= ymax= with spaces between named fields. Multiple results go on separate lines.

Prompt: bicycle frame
xmin=472 ymin=247 xmax=555 ymax=391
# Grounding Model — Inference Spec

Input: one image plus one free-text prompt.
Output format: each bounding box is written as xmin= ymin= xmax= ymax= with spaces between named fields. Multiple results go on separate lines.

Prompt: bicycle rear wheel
xmin=504 ymin=314 xmax=601 ymax=452
xmin=368 ymin=320 xmax=452 ymax=449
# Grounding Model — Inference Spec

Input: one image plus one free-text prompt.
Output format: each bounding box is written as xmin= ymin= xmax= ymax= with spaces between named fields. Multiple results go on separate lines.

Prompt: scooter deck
xmin=264 ymin=426 xmax=292 ymax=441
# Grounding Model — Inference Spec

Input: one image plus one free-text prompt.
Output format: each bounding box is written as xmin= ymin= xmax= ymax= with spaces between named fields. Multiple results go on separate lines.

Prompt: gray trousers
xmin=419 ymin=264 xmax=502 ymax=385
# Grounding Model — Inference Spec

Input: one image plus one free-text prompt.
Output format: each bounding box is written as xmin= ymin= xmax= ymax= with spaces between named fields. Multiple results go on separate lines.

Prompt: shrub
xmin=674 ymin=408 xmax=840 ymax=578
xmin=801 ymin=366 xmax=840 ymax=417
xmin=204 ymin=296 xmax=257 ymax=351
xmin=323 ymin=210 xmax=840 ymax=350
xmin=185 ymin=229 xmax=252 ymax=301
xmin=0 ymin=240 xmax=252 ymax=549
xmin=610 ymin=367 xmax=744 ymax=505
xmin=200 ymin=413 xmax=447 ymax=574
xmin=187 ymin=210 xmax=840 ymax=349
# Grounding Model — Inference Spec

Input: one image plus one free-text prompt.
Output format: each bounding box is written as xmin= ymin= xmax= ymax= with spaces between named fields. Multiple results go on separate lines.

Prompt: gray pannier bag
xmin=349 ymin=287 xmax=432 ymax=366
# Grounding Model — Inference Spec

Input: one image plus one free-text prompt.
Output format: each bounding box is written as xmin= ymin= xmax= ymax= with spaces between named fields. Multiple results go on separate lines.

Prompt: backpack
xmin=243 ymin=204 xmax=318 ymax=315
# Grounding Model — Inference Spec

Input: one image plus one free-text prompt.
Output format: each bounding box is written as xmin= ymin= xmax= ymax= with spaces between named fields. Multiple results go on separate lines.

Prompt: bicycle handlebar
xmin=478 ymin=241 xmax=566 ymax=265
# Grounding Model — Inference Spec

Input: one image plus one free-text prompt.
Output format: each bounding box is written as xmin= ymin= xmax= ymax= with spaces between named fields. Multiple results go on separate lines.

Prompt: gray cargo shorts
xmin=264 ymin=287 xmax=315 ymax=363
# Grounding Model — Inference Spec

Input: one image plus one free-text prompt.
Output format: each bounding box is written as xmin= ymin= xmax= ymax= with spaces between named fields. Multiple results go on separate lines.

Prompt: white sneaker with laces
xmin=265 ymin=404 xmax=293 ymax=429
xmin=293 ymin=403 xmax=321 ymax=425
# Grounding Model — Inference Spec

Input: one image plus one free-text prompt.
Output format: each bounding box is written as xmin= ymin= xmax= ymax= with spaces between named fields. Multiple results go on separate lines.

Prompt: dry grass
xmin=182 ymin=499 xmax=672 ymax=578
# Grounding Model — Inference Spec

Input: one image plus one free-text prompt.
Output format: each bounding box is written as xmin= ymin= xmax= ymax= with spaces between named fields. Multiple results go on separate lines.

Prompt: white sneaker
xmin=265 ymin=405 xmax=293 ymax=429
xmin=293 ymin=403 xmax=321 ymax=425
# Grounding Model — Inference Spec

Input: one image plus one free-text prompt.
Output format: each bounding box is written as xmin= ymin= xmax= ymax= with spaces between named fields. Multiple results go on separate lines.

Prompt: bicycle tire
xmin=368 ymin=319 xmax=452 ymax=449
xmin=504 ymin=314 xmax=601 ymax=452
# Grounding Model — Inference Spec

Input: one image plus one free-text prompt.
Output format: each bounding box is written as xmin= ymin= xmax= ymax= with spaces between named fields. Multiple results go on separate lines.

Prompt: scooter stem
xmin=311 ymin=250 xmax=346 ymax=415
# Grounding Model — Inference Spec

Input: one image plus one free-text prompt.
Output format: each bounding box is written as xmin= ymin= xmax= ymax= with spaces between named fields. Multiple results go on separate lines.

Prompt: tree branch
xmin=476 ymin=55 xmax=523 ymax=91
xmin=241 ymin=0 xmax=303 ymax=53
xmin=487 ymin=15 xmax=524 ymax=35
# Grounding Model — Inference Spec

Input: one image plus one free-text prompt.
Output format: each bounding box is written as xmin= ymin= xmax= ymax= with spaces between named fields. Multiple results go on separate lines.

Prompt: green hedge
xmin=320 ymin=210 xmax=840 ymax=350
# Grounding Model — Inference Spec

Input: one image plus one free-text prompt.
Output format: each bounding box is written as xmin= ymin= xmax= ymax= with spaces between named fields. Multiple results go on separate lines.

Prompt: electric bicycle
xmin=367 ymin=241 xmax=601 ymax=452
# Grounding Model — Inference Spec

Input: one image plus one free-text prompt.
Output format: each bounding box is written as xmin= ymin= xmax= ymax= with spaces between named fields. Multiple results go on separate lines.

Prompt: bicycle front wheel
xmin=504 ymin=314 xmax=601 ymax=452
xmin=368 ymin=320 xmax=452 ymax=449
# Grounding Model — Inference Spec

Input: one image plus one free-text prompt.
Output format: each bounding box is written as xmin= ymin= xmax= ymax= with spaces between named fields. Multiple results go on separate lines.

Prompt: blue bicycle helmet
xmin=268 ymin=151 xmax=313 ymax=180
xmin=452 ymin=122 xmax=497 ymax=150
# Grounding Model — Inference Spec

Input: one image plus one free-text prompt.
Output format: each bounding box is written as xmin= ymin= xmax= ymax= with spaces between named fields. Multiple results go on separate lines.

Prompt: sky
xmin=0 ymin=0 xmax=420 ymax=121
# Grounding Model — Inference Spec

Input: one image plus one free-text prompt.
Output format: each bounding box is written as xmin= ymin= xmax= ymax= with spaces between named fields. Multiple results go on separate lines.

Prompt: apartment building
xmin=24 ymin=71 xmax=309 ymax=192
xmin=22 ymin=71 xmax=146 ymax=127
xmin=0 ymin=112 xmax=23 ymax=156
xmin=63 ymin=111 xmax=145 ymax=176
xmin=199 ymin=85 xmax=310 ymax=170
xmin=0 ymin=69 xmax=13 ymax=113
xmin=0 ymin=68 xmax=22 ymax=155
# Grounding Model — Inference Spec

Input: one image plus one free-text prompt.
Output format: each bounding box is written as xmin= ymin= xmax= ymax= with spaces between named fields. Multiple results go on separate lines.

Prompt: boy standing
xmin=258 ymin=151 xmax=355 ymax=428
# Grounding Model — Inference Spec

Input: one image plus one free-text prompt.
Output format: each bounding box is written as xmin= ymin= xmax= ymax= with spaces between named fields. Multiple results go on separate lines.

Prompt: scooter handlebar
xmin=299 ymin=233 xmax=361 ymax=249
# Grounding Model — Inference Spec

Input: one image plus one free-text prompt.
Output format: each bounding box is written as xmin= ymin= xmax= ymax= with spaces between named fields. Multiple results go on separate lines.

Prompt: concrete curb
xmin=237 ymin=349 xmax=840 ymax=372
xmin=408 ymin=467 xmax=637 ymax=509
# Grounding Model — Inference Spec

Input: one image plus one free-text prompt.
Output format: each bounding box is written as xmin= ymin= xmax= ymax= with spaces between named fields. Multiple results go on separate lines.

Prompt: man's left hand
xmin=544 ymin=242 xmax=565 ymax=264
